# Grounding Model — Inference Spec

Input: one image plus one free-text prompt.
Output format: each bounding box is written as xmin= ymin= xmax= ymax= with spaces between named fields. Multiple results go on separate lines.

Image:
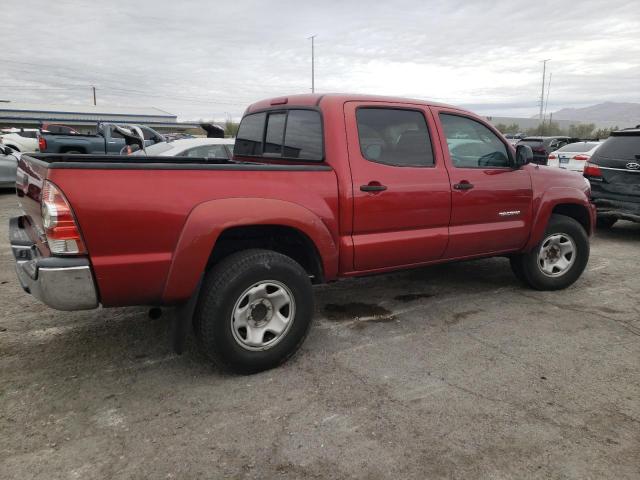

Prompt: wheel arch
xmin=525 ymin=188 xmax=594 ymax=251
xmin=162 ymin=197 xmax=339 ymax=303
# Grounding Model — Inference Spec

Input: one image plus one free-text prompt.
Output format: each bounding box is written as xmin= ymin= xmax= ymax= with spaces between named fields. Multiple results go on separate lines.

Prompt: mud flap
xmin=172 ymin=277 xmax=202 ymax=354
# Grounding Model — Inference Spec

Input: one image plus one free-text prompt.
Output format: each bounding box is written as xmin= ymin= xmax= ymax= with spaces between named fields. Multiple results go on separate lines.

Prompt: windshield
xmin=557 ymin=142 xmax=599 ymax=153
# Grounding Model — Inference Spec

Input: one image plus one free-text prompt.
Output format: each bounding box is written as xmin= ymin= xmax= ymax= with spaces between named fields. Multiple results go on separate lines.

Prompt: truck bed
xmin=16 ymin=154 xmax=339 ymax=307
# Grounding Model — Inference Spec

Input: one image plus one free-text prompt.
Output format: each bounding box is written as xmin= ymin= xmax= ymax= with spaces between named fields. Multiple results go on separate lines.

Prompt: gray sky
xmin=2 ymin=0 xmax=639 ymax=121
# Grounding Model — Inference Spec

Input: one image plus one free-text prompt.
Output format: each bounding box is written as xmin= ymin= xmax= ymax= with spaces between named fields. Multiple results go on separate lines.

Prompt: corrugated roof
xmin=0 ymin=102 xmax=176 ymax=118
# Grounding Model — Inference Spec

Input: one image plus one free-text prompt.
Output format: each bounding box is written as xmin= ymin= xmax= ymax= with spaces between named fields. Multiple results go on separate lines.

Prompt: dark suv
xmin=517 ymin=136 xmax=579 ymax=165
xmin=583 ymin=128 xmax=640 ymax=227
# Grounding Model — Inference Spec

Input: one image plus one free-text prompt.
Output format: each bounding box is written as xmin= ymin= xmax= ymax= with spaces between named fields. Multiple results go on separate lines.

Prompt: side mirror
xmin=514 ymin=144 xmax=533 ymax=168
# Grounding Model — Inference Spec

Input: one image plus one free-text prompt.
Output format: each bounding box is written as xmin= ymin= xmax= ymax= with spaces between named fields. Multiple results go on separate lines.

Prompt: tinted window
xmin=235 ymin=112 xmax=266 ymax=156
xmin=182 ymin=144 xmax=230 ymax=159
xmin=234 ymin=110 xmax=323 ymax=161
xmin=19 ymin=131 xmax=38 ymax=138
xmin=283 ymin=110 xmax=323 ymax=160
xmin=440 ymin=114 xmax=510 ymax=168
xmin=264 ymin=113 xmax=285 ymax=155
xmin=356 ymin=108 xmax=434 ymax=166
xmin=593 ymin=135 xmax=640 ymax=162
xmin=558 ymin=142 xmax=600 ymax=153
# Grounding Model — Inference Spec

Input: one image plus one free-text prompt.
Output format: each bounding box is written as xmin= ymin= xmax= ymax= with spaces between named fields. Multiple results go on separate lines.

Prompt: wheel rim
xmin=230 ymin=280 xmax=296 ymax=351
xmin=537 ymin=233 xmax=576 ymax=277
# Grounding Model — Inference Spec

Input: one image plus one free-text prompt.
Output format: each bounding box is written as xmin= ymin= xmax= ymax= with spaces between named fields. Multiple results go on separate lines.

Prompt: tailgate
xmin=598 ymin=167 xmax=640 ymax=202
xmin=590 ymin=133 xmax=640 ymax=202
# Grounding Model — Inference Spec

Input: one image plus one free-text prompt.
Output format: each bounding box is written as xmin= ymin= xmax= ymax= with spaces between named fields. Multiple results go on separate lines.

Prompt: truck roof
xmin=245 ymin=93 xmax=460 ymax=114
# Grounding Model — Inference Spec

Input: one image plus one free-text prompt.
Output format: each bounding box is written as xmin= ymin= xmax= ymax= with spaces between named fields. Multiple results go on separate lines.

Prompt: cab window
xmin=355 ymin=108 xmax=434 ymax=167
xmin=440 ymin=114 xmax=510 ymax=168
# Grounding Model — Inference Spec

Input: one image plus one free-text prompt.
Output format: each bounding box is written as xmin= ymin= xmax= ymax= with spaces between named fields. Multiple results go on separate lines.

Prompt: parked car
xmin=583 ymin=127 xmax=640 ymax=228
xmin=38 ymin=122 xmax=165 ymax=154
xmin=547 ymin=141 xmax=602 ymax=172
xmin=503 ymin=133 xmax=526 ymax=146
xmin=0 ymin=145 xmax=19 ymax=187
xmin=0 ymin=128 xmax=39 ymax=152
xmin=133 ymin=138 xmax=235 ymax=158
xmin=517 ymin=136 xmax=580 ymax=165
xmin=10 ymin=93 xmax=595 ymax=374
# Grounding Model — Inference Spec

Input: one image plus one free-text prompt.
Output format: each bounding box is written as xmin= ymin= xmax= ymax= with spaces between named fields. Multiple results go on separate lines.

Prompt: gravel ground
xmin=0 ymin=189 xmax=638 ymax=479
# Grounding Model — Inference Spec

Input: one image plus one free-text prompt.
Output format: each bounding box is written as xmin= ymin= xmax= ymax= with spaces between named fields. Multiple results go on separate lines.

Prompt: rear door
xmin=589 ymin=132 xmax=640 ymax=202
xmin=345 ymin=101 xmax=451 ymax=271
xmin=432 ymin=108 xmax=533 ymax=258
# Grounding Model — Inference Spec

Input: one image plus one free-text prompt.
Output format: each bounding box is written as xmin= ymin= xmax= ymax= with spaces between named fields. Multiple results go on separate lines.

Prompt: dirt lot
xmin=0 ymin=189 xmax=638 ymax=479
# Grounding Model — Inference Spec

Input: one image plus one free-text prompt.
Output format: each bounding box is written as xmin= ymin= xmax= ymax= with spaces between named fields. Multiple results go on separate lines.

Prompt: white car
xmin=0 ymin=128 xmax=39 ymax=153
xmin=547 ymin=141 xmax=602 ymax=173
xmin=133 ymin=138 xmax=235 ymax=158
xmin=0 ymin=145 xmax=19 ymax=188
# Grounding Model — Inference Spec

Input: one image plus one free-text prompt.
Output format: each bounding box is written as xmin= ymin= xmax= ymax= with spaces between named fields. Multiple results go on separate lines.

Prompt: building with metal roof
xmin=0 ymin=102 xmax=199 ymax=133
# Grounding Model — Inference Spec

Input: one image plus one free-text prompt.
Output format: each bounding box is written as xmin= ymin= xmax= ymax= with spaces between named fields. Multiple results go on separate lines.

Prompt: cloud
xmin=2 ymin=0 xmax=639 ymax=120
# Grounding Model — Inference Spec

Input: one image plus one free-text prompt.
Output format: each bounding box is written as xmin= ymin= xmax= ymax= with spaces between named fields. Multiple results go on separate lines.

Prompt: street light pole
xmin=308 ymin=35 xmax=317 ymax=93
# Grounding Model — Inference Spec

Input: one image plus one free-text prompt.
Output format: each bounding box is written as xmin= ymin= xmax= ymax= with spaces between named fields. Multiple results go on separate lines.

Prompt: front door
xmin=345 ymin=102 xmax=451 ymax=271
xmin=432 ymin=108 xmax=533 ymax=258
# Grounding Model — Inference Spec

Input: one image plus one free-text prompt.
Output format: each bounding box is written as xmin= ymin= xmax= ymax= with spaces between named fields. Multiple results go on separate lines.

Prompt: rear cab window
xmin=234 ymin=109 xmax=323 ymax=161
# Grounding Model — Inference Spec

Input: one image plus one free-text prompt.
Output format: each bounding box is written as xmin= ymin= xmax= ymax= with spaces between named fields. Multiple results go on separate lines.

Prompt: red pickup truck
xmin=10 ymin=94 xmax=595 ymax=373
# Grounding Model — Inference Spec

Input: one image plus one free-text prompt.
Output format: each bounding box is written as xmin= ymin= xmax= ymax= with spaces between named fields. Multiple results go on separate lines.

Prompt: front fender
xmin=162 ymin=197 xmax=338 ymax=303
xmin=524 ymin=186 xmax=592 ymax=252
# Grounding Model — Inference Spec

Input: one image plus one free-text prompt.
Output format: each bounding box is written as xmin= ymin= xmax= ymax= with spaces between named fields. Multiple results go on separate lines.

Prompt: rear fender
xmin=162 ymin=198 xmax=338 ymax=303
xmin=524 ymin=187 xmax=592 ymax=251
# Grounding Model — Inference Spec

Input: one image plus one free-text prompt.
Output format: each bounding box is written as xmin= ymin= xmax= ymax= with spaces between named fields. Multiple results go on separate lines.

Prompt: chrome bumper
xmin=10 ymin=216 xmax=98 ymax=311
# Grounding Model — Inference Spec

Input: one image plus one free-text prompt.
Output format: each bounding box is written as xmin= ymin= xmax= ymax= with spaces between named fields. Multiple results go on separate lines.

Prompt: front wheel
xmin=510 ymin=214 xmax=589 ymax=290
xmin=193 ymin=249 xmax=314 ymax=374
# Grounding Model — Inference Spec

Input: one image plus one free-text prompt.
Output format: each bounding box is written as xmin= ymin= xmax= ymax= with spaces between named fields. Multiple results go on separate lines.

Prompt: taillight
xmin=41 ymin=180 xmax=86 ymax=255
xmin=583 ymin=162 xmax=602 ymax=178
xmin=573 ymin=155 xmax=589 ymax=161
xmin=548 ymin=154 xmax=557 ymax=160
xmin=38 ymin=136 xmax=47 ymax=151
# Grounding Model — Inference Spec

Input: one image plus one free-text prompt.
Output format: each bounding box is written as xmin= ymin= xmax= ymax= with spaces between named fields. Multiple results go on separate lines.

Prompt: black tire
xmin=193 ymin=249 xmax=314 ymax=374
xmin=596 ymin=216 xmax=617 ymax=229
xmin=510 ymin=214 xmax=589 ymax=291
xmin=509 ymin=255 xmax=527 ymax=285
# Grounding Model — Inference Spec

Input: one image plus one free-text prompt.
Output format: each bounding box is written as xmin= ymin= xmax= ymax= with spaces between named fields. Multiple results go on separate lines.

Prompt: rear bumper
xmin=592 ymin=197 xmax=640 ymax=223
xmin=10 ymin=216 xmax=98 ymax=311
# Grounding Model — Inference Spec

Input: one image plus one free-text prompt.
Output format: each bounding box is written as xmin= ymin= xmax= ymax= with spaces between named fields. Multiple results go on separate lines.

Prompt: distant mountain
xmin=551 ymin=102 xmax=640 ymax=123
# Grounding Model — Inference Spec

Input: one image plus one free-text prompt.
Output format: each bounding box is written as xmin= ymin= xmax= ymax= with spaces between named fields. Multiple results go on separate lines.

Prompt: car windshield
xmin=557 ymin=142 xmax=599 ymax=153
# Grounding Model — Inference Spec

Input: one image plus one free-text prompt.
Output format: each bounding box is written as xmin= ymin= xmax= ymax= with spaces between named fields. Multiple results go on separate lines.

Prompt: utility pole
xmin=308 ymin=35 xmax=317 ymax=93
xmin=92 ymin=86 xmax=96 ymax=106
xmin=539 ymin=59 xmax=550 ymax=121
xmin=543 ymin=72 xmax=552 ymax=126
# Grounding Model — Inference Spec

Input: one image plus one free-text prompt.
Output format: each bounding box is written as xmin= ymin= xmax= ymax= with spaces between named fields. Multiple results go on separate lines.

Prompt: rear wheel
xmin=510 ymin=214 xmax=589 ymax=290
xmin=193 ymin=249 xmax=314 ymax=374
xmin=596 ymin=216 xmax=617 ymax=229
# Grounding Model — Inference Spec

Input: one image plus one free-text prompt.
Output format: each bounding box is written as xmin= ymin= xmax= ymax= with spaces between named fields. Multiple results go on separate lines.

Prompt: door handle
xmin=453 ymin=181 xmax=474 ymax=191
xmin=360 ymin=183 xmax=387 ymax=192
